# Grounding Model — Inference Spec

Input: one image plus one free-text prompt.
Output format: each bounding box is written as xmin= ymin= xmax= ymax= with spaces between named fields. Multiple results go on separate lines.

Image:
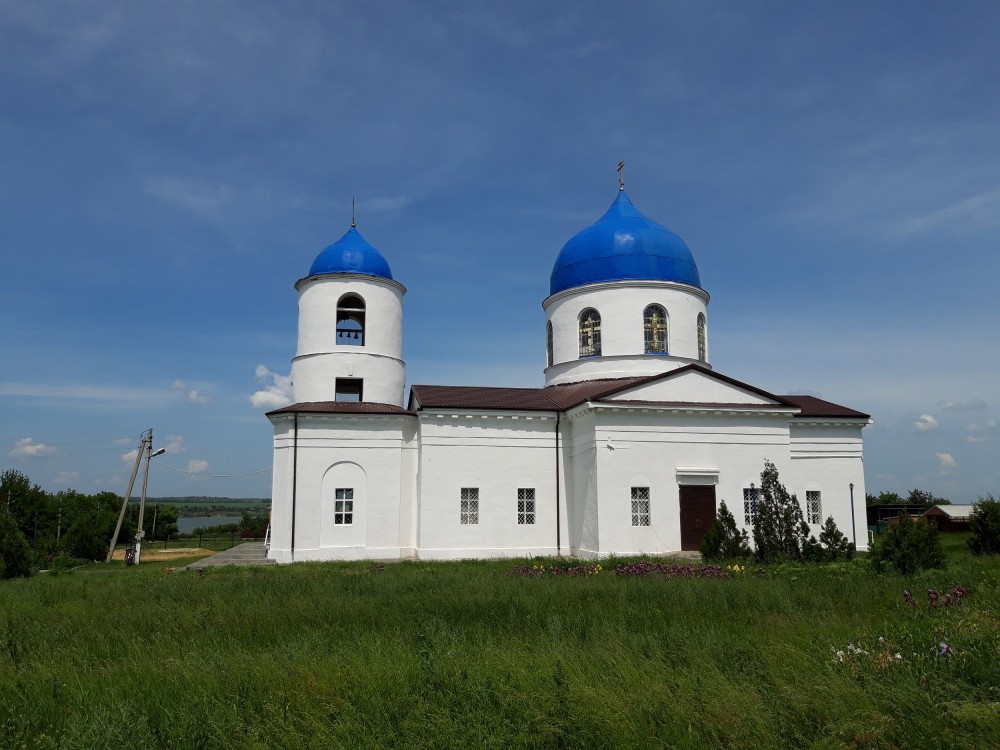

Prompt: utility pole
xmin=134 ymin=429 xmax=166 ymax=565
xmin=106 ymin=431 xmax=148 ymax=563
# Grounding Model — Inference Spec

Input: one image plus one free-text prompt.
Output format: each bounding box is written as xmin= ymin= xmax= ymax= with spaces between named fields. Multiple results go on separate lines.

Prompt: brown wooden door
xmin=679 ymin=485 xmax=717 ymax=551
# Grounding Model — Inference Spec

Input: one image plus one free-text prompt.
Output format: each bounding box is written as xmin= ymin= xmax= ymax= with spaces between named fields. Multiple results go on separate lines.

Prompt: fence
xmin=153 ymin=531 xmax=267 ymax=552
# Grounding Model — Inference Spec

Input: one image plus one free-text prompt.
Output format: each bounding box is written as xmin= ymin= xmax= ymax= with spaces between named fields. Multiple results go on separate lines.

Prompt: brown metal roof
xmin=267 ymin=372 xmax=869 ymax=422
xmin=409 ymin=377 xmax=649 ymax=412
xmin=266 ymin=401 xmax=415 ymax=417
xmin=777 ymin=395 xmax=870 ymax=419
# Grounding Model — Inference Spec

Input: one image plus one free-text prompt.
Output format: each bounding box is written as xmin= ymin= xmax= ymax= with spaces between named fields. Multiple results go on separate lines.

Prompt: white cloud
xmin=936 ymin=453 xmax=958 ymax=472
xmin=967 ymin=435 xmax=986 ymax=444
xmin=170 ymin=380 xmax=211 ymax=405
xmin=914 ymin=415 xmax=938 ymax=433
xmin=250 ymin=365 xmax=293 ymax=409
xmin=121 ymin=449 xmax=140 ymax=464
xmin=8 ymin=437 xmax=56 ymax=459
xmin=0 ymin=382 xmax=173 ymax=405
xmin=114 ymin=437 xmax=132 ymax=446
xmin=988 ymin=420 xmax=998 ymax=429
xmin=939 ymin=398 xmax=987 ymax=411
xmin=164 ymin=434 xmax=186 ymax=454
xmin=186 ymin=459 xmax=209 ymax=474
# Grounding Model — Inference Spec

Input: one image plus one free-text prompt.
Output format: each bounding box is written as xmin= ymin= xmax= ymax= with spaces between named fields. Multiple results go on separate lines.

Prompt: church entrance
xmin=678 ymin=485 xmax=716 ymax=551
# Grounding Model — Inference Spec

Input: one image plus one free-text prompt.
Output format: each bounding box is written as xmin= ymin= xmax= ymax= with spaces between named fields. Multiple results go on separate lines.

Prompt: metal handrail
xmin=263 ymin=523 xmax=271 ymax=554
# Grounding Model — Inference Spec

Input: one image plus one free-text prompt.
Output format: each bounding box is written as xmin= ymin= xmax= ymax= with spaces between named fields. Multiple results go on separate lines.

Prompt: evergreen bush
xmin=869 ymin=516 xmax=945 ymax=574
xmin=817 ymin=516 xmax=855 ymax=561
xmin=752 ymin=460 xmax=813 ymax=563
xmin=700 ymin=500 xmax=751 ymax=560
xmin=968 ymin=494 xmax=1000 ymax=555
xmin=0 ymin=510 xmax=32 ymax=579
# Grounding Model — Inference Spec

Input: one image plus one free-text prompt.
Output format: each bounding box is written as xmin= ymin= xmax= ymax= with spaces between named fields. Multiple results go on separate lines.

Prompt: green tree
xmin=866 ymin=491 xmax=904 ymax=506
xmin=63 ymin=510 xmax=109 ymax=561
xmin=0 ymin=509 xmax=32 ymax=578
xmin=905 ymin=489 xmax=949 ymax=506
xmin=869 ymin=516 xmax=945 ymax=574
xmin=145 ymin=503 xmax=179 ymax=540
xmin=1 ymin=469 xmax=50 ymax=540
xmin=968 ymin=494 xmax=1000 ymax=556
xmin=752 ymin=460 xmax=814 ymax=563
xmin=817 ymin=517 xmax=855 ymax=561
xmin=700 ymin=500 xmax=751 ymax=560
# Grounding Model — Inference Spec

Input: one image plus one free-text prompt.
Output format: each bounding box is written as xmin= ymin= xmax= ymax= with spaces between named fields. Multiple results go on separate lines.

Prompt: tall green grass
xmin=1 ymin=544 xmax=998 ymax=749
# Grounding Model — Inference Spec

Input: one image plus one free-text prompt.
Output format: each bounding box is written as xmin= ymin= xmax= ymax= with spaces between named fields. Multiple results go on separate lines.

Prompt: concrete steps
xmin=182 ymin=542 xmax=276 ymax=570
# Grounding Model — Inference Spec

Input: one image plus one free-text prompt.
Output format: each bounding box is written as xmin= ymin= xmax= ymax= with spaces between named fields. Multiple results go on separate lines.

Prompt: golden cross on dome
xmin=618 ymin=160 xmax=625 ymax=191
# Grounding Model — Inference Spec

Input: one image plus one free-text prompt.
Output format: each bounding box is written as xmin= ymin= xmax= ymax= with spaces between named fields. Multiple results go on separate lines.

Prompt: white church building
xmin=266 ymin=182 xmax=870 ymax=562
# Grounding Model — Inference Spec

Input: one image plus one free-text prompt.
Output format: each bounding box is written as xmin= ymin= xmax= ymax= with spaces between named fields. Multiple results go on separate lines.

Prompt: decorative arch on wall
xmin=643 ymin=304 xmax=668 ymax=354
xmin=579 ymin=308 xmax=601 ymax=358
xmin=336 ymin=294 xmax=366 ymax=346
xmin=320 ymin=461 xmax=367 ymax=548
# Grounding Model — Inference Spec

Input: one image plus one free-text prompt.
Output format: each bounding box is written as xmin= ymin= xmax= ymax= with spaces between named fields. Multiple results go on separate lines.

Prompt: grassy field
xmin=1 ymin=537 xmax=998 ymax=749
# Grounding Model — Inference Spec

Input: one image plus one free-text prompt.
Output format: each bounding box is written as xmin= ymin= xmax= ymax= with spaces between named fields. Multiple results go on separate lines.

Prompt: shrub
xmin=968 ymin=494 xmax=1000 ymax=555
xmin=817 ymin=516 xmax=855 ymax=562
xmin=63 ymin=512 xmax=110 ymax=561
xmin=700 ymin=500 xmax=751 ymax=560
xmin=752 ymin=460 xmax=813 ymax=563
xmin=0 ymin=510 xmax=32 ymax=579
xmin=869 ymin=516 xmax=945 ymax=574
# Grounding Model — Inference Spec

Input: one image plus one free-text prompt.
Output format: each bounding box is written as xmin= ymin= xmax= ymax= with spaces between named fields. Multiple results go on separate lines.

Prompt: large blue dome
xmin=549 ymin=191 xmax=701 ymax=296
xmin=308 ymin=226 xmax=393 ymax=280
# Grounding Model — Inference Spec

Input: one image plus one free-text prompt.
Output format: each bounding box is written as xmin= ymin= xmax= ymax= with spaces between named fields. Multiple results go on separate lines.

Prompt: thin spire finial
xmin=351 ymin=196 xmax=356 ymax=228
xmin=618 ymin=160 xmax=625 ymax=192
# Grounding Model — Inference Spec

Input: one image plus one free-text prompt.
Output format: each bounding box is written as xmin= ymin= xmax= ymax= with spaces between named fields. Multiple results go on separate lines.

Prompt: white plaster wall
xmin=267 ymin=413 xmax=416 ymax=562
xmin=414 ymin=412 xmax=563 ymax=559
xmin=582 ymin=408 xmax=794 ymax=555
xmin=292 ymin=274 xmax=406 ymax=406
xmin=788 ymin=421 xmax=869 ymax=550
xmin=607 ymin=370 xmax=779 ymax=405
xmin=563 ymin=411 xmax=600 ymax=556
xmin=543 ymin=280 xmax=709 ymax=386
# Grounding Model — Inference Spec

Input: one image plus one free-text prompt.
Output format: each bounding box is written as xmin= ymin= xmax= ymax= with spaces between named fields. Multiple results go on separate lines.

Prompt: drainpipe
xmin=555 ymin=411 xmax=561 ymax=557
xmin=291 ymin=413 xmax=299 ymax=561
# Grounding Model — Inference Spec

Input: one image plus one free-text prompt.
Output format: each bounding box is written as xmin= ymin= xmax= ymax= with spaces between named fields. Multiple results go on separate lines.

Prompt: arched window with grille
xmin=697 ymin=313 xmax=707 ymax=361
xmin=546 ymin=321 xmax=554 ymax=367
xmin=643 ymin=304 xmax=668 ymax=354
xmin=579 ymin=308 xmax=601 ymax=357
xmin=336 ymin=294 xmax=366 ymax=346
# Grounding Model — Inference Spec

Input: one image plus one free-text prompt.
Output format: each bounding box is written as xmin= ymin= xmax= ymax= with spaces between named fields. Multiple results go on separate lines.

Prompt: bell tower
xmin=290 ymin=224 xmax=406 ymax=406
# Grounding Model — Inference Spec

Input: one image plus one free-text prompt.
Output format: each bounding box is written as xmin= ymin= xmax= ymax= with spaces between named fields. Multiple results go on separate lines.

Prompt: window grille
xmin=336 ymin=294 xmax=366 ymax=346
xmin=334 ymin=488 xmax=354 ymax=525
xmin=579 ymin=308 xmax=602 ymax=357
xmin=631 ymin=486 xmax=650 ymax=526
xmin=743 ymin=487 xmax=759 ymax=526
xmin=643 ymin=304 xmax=668 ymax=354
xmin=460 ymin=488 xmax=479 ymax=525
xmin=517 ymin=488 xmax=536 ymax=525
xmin=546 ymin=322 xmax=554 ymax=368
xmin=806 ymin=491 xmax=822 ymax=525
xmin=697 ymin=313 xmax=707 ymax=361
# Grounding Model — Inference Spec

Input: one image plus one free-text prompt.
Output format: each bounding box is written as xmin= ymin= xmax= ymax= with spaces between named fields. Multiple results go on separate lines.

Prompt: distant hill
xmin=145 ymin=496 xmax=271 ymax=517
xmin=147 ymin=496 xmax=271 ymax=504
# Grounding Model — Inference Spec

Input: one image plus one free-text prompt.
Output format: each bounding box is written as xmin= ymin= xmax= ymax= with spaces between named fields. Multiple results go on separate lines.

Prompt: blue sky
xmin=2 ymin=1 xmax=998 ymax=501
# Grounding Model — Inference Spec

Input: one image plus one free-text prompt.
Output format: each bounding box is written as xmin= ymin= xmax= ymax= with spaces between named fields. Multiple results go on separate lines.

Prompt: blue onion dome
xmin=308 ymin=226 xmax=393 ymax=280
xmin=549 ymin=191 xmax=701 ymax=296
